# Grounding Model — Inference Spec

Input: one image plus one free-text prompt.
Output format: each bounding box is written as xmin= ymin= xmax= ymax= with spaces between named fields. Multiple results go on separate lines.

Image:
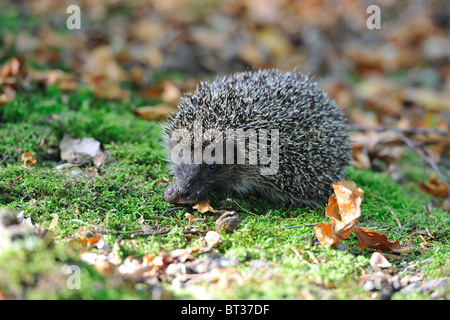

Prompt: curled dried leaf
xmin=353 ymin=226 xmax=401 ymax=252
xmin=418 ymin=173 xmax=449 ymax=198
xmin=193 ymin=200 xmax=217 ymax=213
xmin=314 ymin=222 xmax=344 ymax=248
xmin=21 ymin=151 xmax=37 ymax=167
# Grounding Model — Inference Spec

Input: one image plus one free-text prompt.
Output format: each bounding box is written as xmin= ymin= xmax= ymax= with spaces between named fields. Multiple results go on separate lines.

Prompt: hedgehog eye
xmin=208 ymin=163 xmax=217 ymax=172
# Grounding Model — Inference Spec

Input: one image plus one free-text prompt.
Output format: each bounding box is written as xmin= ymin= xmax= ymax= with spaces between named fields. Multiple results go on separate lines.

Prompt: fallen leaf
xmin=443 ymin=198 xmax=450 ymax=213
xmin=168 ymin=247 xmax=199 ymax=263
xmin=86 ymin=168 xmax=99 ymax=178
xmin=83 ymin=46 xmax=126 ymax=83
xmin=84 ymin=74 xmax=130 ymax=100
xmin=353 ymin=226 xmax=402 ymax=252
xmin=314 ymin=222 xmax=343 ymax=248
xmin=351 ymin=131 xmax=403 ymax=170
xmin=93 ymin=152 xmax=106 ymax=167
xmin=0 ymin=85 xmax=17 ymax=105
xmin=134 ymin=104 xmax=178 ymax=121
xmin=315 ymin=181 xmax=364 ymax=248
xmin=143 ymin=254 xmax=154 ymax=266
xmin=160 ymin=80 xmax=181 ymax=103
xmin=86 ymin=234 xmax=100 ymax=246
xmin=21 ymin=151 xmax=37 ymax=167
xmin=329 ymin=181 xmax=364 ymax=239
xmin=29 ymin=68 xmax=77 ymax=91
xmin=418 ymin=173 xmax=449 ymax=198
xmin=192 ymin=200 xmax=217 ymax=213
xmin=0 ymin=56 xmax=24 ymax=83
xmin=351 ymin=145 xmax=371 ymax=169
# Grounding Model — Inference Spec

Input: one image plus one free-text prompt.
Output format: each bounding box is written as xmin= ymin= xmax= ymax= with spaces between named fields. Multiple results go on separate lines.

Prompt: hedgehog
xmin=163 ymin=69 xmax=350 ymax=208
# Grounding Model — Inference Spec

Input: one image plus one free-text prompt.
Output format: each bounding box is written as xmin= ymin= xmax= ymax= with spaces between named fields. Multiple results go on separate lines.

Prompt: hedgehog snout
xmin=178 ymin=187 xmax=190 ymax=199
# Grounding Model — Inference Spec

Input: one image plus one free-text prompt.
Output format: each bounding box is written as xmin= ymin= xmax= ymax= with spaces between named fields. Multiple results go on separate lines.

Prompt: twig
xmin=232 ymin=200 xmax=261 ymax=217
xmin=306 ymin=250 xmax=320 ymax=265
xmin=182 ymin=230 xmax=206 ymax=236
xmin=355 ymin=124 xmax=450 ymax=197
xmin=131 ymin=228 xmax=171 ymax=237
xmin=161 ymin=206 xmax=184 ymax=216
xmin=394 ymin=131 xmax=450 ymax=195
xmin=350 ymin=124 xmax=450 ymax=137
xmin=291 ymin=247 xmax=313 ymax=266
xmin=136 ymin=124 xmax=155 ymax=140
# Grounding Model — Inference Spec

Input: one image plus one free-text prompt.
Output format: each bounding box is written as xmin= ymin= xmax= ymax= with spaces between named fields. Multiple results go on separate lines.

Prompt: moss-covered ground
xmin=0 ymin=87 xmax=448 ymax=300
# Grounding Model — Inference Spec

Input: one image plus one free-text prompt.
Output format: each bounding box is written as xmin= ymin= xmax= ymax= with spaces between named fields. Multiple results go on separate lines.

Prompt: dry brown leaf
xmin=160 ymin=80 xmax=182 ymax=103
xmin=237 ymin=42 xmax=266 ymax=66
xmin=83 ymin=46 xmax=126 ymax=83
xmin=351 ymin=131 xmax=403 ymax=170
xmin=353 ymin=226 xmax=402 ymax=252
xmin=134 ymin=105 xmax=178 ymax=121
xmin=403 ymin=87 xmax=450 ymax=112
xmin=86 ymin=234 xmax=100 ymax=246
xmin=330 ymin=181 xmax=364 ymax=238
xmin=167 ymin=247 xmax=199 ymax=263
xmin=314 ymin=222 xmax=343 ymax=248
xmin=0 ymin=56 xmax=23 ymax=82
xmin=320 ymin=81 xmax=354 ymax=108
xmin=86 ymin=168 xmax=99 ymax=178
xmin=443 ymin=198 xmax=450 ymax=213
xmin=315 ymin=181 xmax=405 ymax=253
xmin=48 ymin=214 xmax=59 ymax=232
xmin=315 ymin=181 xmax=364 ymax=247
xmin=351 ymin=145 xmax=371 ymax=169
xmin=0 ymin=85 xmax=17 ymax=105
xmin=418 ymin=173 xmax=449 ymax=198
xmin=192 ymin=200 xmax=217 ymax=213
xmin=84 ymin=74 xmax=130 ymax=100
xmin=93 ymin=152 xmax=106 ymax=167
xmin=30 ymin=69 xmax=77 ymax=91
xmin=21 ymin=151 xmax=37 ymax=167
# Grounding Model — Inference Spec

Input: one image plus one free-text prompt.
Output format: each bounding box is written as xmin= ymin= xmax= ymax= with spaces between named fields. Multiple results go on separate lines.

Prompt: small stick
xmin=161 ymin=206 xmax=184 ymax=216
xmin=136 ymin=124 xmax=155 ymax=140
xmin=394 ymin=132 xmax=450 ymax=195
xmin=350 ymin=124 xmax=450 ymax=137
xmin=131 ymin=228 xmax=171 ymax=237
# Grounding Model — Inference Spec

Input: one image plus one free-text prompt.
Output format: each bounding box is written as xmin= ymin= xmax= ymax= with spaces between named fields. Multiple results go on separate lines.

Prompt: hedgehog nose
xmin=178 ymin=187 xmax=190 ymax=198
